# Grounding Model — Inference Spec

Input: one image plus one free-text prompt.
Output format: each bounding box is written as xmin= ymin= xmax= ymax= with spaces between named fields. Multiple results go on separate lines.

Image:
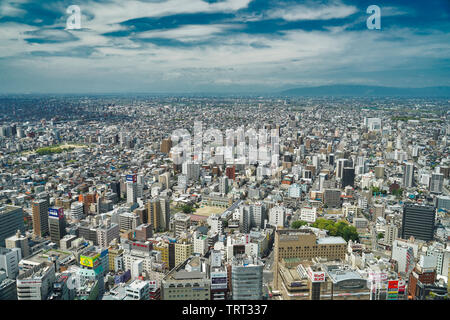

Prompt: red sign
xmin=388 ymin=280 xmax=398 ymax=289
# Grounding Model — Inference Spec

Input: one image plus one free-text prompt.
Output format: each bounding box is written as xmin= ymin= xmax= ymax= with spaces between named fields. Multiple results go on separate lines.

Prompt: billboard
xmin=388 ymin=280 xmax=398 ymax=289
xmin=126 ymin=174 xmax=137 ymax=183
xmin=80 ymin=253 xmax=100 ymax=268
xmin=307 ymin=267 xmax=326 ymax=283
xmin=49 ymin=207 xmax=64 ymax=218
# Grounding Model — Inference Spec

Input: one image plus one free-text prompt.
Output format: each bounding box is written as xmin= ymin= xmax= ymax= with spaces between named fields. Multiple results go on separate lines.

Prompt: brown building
xmin=160 ymin=138 xmax=172 ymax=154
xmin=273 ymin=229 xmax=347 ymax=288
xmin=32 ymin=199 xmax=49 ymax=237
xmin=408 ymin=264 xmax=437 ymax=299
xmin=134 ymin=207 xmax=148 ymax=224
xmin=135 ymin=223 xmax=153 ymax=242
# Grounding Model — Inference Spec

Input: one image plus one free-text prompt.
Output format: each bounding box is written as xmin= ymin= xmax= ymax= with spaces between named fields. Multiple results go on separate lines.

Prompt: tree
xmin=377 ymin=232 xmax=384 ymax=240
xmin=292 ymin=220 xmax=308 ymax=229
xmin=181 ymin=205 xmax=195 ymax=214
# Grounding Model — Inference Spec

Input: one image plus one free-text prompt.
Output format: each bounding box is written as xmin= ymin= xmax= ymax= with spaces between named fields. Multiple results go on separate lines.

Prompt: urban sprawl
xmin=0 ymin=96 xmax=449 ymax=301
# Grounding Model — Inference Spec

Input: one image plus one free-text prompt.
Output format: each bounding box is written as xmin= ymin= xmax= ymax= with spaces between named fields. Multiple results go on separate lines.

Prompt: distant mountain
xmin=280 ymin=85 xmax=450 ymax=97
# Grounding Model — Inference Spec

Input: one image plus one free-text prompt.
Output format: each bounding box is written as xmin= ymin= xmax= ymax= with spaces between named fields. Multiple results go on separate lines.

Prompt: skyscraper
xmin=0 ymin=205 xmax=25 ymax=247
xmin=342 ymin=167 xmax=355 ymax=188
xmin=48 ymin=208 xmax=66 ymax=246
xmin=430 ymin=173 xmax=444 ymax=194
xmin=402 ymin=162 xmax=414 ymax=188
xmin=32 ymin=199 xmax=49 ymax=238
xmin=401 ymin=203 xmax=436 ymax=242
xmin=126 ymin=174 xmax=138 ymax=205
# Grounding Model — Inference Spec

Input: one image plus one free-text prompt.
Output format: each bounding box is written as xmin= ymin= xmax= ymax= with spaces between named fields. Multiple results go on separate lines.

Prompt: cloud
xmin=135 ymin=24 xmax=242 ymax=42
xmin=0 ymin=0 xmax=28 ymax=18
xmin=268 ymin=0 xmax=358 ymax=21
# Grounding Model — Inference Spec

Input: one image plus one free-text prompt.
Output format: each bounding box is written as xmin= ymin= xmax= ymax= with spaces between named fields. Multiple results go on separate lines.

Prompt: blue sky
xmin=0 ymin=0 xmax=449 ymax=93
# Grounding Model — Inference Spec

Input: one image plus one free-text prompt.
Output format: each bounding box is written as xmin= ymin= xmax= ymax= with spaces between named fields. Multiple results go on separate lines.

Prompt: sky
xmin=0 ymin=0 xmax=449 ymax=94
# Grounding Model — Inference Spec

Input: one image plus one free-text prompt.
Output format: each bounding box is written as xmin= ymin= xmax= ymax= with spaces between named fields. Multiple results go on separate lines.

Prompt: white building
xmin=300 ymin=207 xmax=317 ymax=223
xmin=0 ymin=247 xmax=21 ymax=279
xmin=269 ymin=206 xmax=285 ymax=227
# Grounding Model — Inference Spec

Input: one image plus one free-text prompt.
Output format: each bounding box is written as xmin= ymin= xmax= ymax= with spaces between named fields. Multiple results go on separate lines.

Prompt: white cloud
xmin=268 ymin=0 xmax=358 ymax=21
xmin=136 ymin=24 xmax=243 ymax=42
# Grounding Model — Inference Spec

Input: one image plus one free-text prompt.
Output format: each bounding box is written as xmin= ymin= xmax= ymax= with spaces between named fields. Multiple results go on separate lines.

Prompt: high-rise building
xmin=225 ymin=166 xmax=236 ymax=180
xmin=160 ymin=138 xmax=172 ymax=154
xmin=97 ymin=222 xmax=120 ymax=248
xmin=5 ymin=230 xmax=30 ymax=259
xmin=0 ymin=247 xmax=21 ymax=279
xmin=0 ymin=205 xmax=25 ymax=247
xmin=375 ymin=165 xmax=385 ymax=179
xmin=126 ymin=174 xmax=138 ymax=205
xmin=69 ymin=202 xmax=84 ymax=221
xmin=48 ymin=208 xmax=66 ymax=246
xmin=219 ymin=176 xmax=229 ymax=195
xmin=342 ymin=167 xmax=355 ymax=188
xmin=135 ymin=223 xmax=153 ymax=242
xmin=401 ymin=204 xmax=436 ymax=242
xmin=269 ymin=206 xmax=285 ymax=228
xmin=402 ymin=162 xmax=414 ymax=188
xmin=148 ymin=197 xmax=170 ymax=232
xmin=231 ymin=255 xmax=263 ymax=300
xmin=32 ymin=199 xmax=49 ymax=237
xmin=336 ymin=159 xmax=349 ymax=179
xmin=174 ymin=213 xmax=191 ymax=237
xmin=323 ymin=189 xmax=341 ymax=208
xmin=16 ymin=262 xmax=56 ymax=300
xmin=430 ymin=173 xmax=444 ymax=194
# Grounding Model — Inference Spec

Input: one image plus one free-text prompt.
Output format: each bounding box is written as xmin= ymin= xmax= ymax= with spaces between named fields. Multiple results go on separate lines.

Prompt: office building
xmin=148 ymin=197 xmax=170 ymax=232
xmin=70 ymin=202 xmax=84 ymax=221
xmin=231 ymin=255 xmax=263 ymax=300
xmin=274 ymin=229 xmax=347 ymax=288
xmin=48 ymin=208 xmax=66 ymax=246
xmin=430 ymin=173 xmax=444 ymax=194
xmin=160 ymin=138 xmax=172 ymax=154
xmin=269 ymin=206 xmax=286 ymax=227
xmin=0 ymin=271 xmax=17 ymax=300
xmin=16 ymin=262 xmax=56 ymax=300
xmin=5 ymin=230 xmax=30 ymax=258
xmin=32 ymin=199 xmax=49 ymax=237
xmin=0 ymin=247 xmax=21 ymax=279
xmin=323 ymin=189 xmax=341 ymax=208
xmin=162 ymin=256 xmax=210 ymax=300
xmin=401 ymin=204 xmax=436 ymax=242
xmin=97 ymin=222 xmax=120 ymax=248
xmin=402 ymin=163 xmax=414 ymax=188
xmin=174 ymin=213 xmax=191 ymax=237
xmin=0 ymin=205 xmax=25 ymax=247
xmin=135 ymin=223 xmax=153 ymax=242
xmin=126 ymin=174 xmax=138 ymax=205
xmin=342 ymin=167 xmax=355 ymax=188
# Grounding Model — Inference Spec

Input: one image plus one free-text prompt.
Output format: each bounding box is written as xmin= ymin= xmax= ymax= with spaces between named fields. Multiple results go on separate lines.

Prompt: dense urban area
xmin=0 ymin=95 xmax=449 ymax=301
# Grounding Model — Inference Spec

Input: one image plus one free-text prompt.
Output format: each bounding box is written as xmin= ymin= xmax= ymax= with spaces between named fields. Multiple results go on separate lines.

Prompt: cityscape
xmin=0 ymin=0 xmax=449 ymax=307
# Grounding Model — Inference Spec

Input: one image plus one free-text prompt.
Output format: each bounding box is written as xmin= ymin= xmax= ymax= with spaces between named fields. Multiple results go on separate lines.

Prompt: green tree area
xmin=311 ymin=218 xmax=359 ymax=242
xmin=291 ymin=220 xmax=308 ymax=229
xmin=371 ymin=186 xmax=387 ymax=195
xmin=391 ymin=188 xmax=404 ymax=198
xmin=377 ymin=232 xmax=384 ymax=240
xmin=36 ymin=146 xmax=74 ymax=155
xmin=181 ymin=204 xmax=195 ymax=214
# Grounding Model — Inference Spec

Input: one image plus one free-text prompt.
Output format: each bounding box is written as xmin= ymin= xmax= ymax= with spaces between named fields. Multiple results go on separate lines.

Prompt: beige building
xmin=175 ymin=241 xmax=193 ymax=267
xmin=162 ymin=256 xmax=210 ymax=300
xmin=274 ymin=229 xmax=347 ymax=288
